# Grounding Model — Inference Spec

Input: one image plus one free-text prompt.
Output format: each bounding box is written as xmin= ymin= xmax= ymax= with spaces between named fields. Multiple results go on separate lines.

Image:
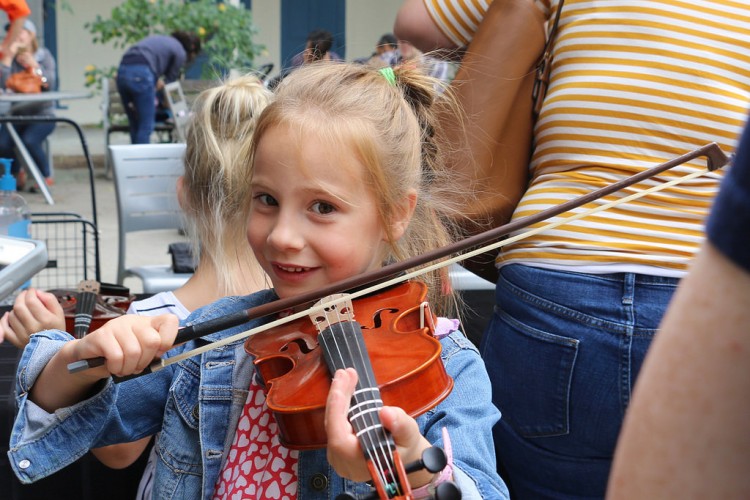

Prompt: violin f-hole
xmin=362 ymin=308 xmax=399 ymax=330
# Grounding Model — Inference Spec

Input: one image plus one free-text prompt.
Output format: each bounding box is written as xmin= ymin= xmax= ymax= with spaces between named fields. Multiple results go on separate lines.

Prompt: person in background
xmin=0 ymin=73 xmax=269 ymax=350
xmin=9 ymin=62 xmax=507 ymax=499
xmin=268 ymin=28 xmax=340 ymax=90
xmin=395 ymin=0 xmax=750 ymax=497
xmin=354 ymin=32 xmax=400 ymax=67
xmin=397 ymin=38 xmax=453 ymax=84
xmin=0 ymin=0 xmax=30 ymax=59
xmin=608 ymin=123 xmax=749 ymax=499
xmin=289 ymin=28 xmax=342 ymax=67
xmin=0 ymin=19 xmax=55 ymax=190
xmin=116 ymin=31 xmax=201 ymax=144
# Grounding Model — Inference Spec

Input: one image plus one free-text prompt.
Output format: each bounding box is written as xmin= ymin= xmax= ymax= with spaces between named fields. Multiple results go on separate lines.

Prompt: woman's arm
xmin=394 ymin=0 xmax=458 ymax=52
xmin=608 ymin=242 xmax=750 ymax=498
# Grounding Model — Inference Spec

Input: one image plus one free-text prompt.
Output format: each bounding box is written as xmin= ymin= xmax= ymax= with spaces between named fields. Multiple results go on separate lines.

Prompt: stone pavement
xmin=19 ymin=124 xmax=185 ymax=294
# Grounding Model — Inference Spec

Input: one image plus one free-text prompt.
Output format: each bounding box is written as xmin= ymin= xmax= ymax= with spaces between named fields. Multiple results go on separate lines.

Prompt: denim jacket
xmin=9 ymin=289 xmax=508 ymax=499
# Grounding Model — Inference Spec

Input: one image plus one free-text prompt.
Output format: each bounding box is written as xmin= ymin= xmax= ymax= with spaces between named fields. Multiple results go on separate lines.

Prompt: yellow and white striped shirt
xmin=426 ymin=0 xmax=750 ymax=276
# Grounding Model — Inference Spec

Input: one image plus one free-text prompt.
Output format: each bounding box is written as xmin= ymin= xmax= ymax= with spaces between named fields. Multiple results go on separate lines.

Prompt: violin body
xmin=245 ymin=281 xmax=454 ymax=450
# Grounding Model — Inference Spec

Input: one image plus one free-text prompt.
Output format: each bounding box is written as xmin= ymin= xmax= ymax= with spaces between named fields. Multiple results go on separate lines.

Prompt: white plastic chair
xmin=109 ymin=144 xmax=192 ymax=293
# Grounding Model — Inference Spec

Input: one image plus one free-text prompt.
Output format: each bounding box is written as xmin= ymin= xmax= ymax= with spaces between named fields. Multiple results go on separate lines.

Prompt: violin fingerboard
xmin=74 ymin=289 xmax=99 ymax=339
xmin=319 ymin=321 xmax=393 ymax=454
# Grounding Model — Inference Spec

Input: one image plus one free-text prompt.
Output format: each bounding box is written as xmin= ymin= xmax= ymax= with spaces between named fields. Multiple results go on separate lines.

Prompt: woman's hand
xmin=0 ymin=288 xmax=65 ymax=348
xmin=15 ymin=49 xmax=36 ymax=69
xmin=324 ymin=368 xmax=434 ymax=488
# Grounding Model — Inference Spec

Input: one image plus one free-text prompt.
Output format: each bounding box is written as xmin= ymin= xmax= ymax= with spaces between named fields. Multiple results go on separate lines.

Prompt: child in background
xmin=0 ymin=74 xmax=269 ymax=345
xmin=2 ymin=74 xmax=270 ymax=498
xmin=9 ymin=62 xmax=507 ymax=499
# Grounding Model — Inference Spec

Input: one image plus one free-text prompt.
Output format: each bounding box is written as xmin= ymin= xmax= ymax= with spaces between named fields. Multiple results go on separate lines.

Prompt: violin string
xmin=158 ymin=167 xmax=710 ymax=370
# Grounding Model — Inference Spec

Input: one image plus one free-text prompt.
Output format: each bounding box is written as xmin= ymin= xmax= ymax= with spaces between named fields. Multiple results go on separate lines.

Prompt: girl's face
xmin=16 ymin=29 xmax=32 ymax=47
xmin=248 ymin=124 xmax=403 ymax=300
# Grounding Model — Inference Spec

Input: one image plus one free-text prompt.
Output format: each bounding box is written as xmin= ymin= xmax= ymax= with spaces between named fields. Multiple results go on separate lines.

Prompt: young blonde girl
xmin=9 ymin=63 xmax=506 ymax=499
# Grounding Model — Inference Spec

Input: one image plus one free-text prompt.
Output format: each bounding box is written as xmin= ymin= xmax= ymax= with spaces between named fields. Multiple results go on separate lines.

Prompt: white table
xmin=0 ymin=90 xmax=92 ymax=204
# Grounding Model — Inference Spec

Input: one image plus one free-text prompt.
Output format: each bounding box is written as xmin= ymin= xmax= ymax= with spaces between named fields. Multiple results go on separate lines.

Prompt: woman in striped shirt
xmin=396 ymin=0 xmax=750 ymax=497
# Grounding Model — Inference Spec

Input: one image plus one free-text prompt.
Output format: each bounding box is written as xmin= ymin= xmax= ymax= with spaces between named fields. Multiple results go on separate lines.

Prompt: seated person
xmin=0 ymin=19 xmax=56 ymax=190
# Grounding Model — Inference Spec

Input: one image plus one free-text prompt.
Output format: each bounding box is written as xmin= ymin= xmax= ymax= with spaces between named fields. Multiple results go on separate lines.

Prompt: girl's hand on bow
xmin=325 ymin=368 xmax=434 ymax=487
xmin=0 ymin=288 xmax=65 ymax=348
xmin=30 ymin=313 xmax=180 ymax=413
xmin=68 ymin=313 xmax=179 ymax=379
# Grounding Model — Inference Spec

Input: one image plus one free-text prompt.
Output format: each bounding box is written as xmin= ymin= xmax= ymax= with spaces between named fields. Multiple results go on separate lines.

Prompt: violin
xmin=246 ymin=281 xmax=459 ymax=499
xmin=245 ymin=280 xmax=453 ymax=450
xmin=51 ymin=281 xmax=133 ymax=338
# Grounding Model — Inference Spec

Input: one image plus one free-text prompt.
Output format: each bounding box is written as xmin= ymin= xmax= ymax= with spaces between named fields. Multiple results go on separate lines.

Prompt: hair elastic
xmin=378 ymin=66 xmax=397 ymax=85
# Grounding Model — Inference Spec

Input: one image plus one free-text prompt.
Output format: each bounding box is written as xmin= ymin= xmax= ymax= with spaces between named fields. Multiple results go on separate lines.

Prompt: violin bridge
xmin=309 ymin=293 xmax=355 ymax=332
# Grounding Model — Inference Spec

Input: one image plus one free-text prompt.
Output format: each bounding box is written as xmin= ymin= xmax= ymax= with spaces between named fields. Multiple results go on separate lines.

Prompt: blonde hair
xmin=182 ymin=74 xmax=272 ymax=295
xmin=251 ymin=62 xmax=466 ymax=315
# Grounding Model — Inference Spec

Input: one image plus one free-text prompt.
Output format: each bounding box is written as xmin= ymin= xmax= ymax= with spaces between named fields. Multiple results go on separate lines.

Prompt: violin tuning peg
xmin=404 ymin=446 xmax=448 ymax=474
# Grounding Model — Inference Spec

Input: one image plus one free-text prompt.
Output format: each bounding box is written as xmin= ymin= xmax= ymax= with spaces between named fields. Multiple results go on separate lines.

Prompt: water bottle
xmin=0 ymin=158 xmax=32 ymax=304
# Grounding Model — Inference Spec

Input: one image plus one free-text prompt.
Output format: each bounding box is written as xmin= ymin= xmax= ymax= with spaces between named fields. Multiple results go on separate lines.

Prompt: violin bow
xmin=68 ymin=142 xmax=731 ymax=377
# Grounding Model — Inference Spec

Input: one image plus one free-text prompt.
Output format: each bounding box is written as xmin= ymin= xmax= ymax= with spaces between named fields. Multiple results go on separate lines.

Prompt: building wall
xmin=51 ymin=0 xmax=403 ymax=126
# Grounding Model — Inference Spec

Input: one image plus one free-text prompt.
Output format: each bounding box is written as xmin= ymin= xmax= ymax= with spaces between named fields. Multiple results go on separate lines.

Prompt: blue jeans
xmin=0 ymin=121 xmax=56 ymax=178
xmin=480 ymin=264 xmax=679 ymax=499
xmin=116 ymin=64 xmax=156 ymax=144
